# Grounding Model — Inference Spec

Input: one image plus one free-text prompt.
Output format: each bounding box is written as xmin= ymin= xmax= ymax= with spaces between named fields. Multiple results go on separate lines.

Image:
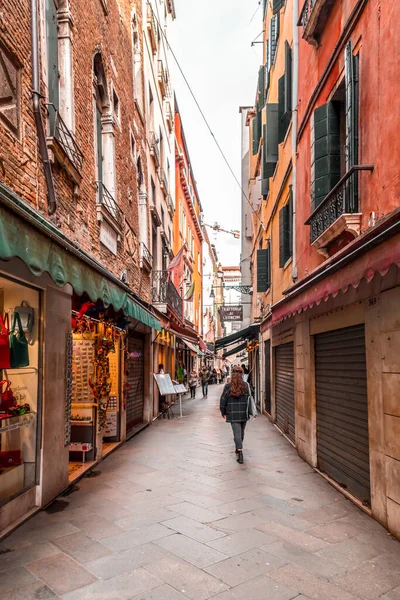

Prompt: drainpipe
xmin=291 ymin=0 xmax=299 ymax=282
xmin=31 ymin=0 xmax=57 ymax=215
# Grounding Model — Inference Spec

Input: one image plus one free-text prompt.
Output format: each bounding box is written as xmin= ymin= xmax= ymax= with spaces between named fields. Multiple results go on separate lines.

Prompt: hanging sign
xmin=219 ymin=305 xmax=243 ymax=322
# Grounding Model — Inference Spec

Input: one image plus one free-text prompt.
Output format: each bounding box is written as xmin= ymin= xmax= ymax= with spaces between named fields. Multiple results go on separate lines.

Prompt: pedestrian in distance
xmin=188 ymin=371 xmax=198 ymax=399
xmin=200 ymin=365 xmax=210 ymax=398
xmin=220 ymin=365 xmax=255 ymax=464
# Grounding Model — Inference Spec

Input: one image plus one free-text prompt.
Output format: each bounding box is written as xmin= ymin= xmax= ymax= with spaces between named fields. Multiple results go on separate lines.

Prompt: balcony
xmin=152 ymin=271 xmax=183 ymax=318
xmin=96 ymin=182 xmax=124 ymax=230
xmin=46 ymin=104 xmax=84 ymax=184
xmin=149 ymin=131 xmax=160 ymax=166
xmin=298 ymin=0 xmax=336 ymax=45
xmin=158 ymin=60 xmax=168 ymax=98
xmin=159 ymin=167 xmax=169 ymax=196
xmin=165 ymin=101 xmax=174 ymax=132
xmin=146 ymin=2 xmax=158 ymax=54
xmin=140 ymin=242 xmax=153 ymax=272
xmin=305 ymin=165 xmax=374 ymax=255
xmin=166 ymin=193 xmax=174 ymax=217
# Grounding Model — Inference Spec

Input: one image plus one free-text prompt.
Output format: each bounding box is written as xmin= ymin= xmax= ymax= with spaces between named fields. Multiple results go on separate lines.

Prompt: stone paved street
xmin=1 ymin=384 xmax=400 ymax=600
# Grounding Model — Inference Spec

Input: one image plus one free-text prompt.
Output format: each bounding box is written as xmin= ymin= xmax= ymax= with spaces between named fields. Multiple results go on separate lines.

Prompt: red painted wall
xmin=296 ymin=0 xmax=400 ymax=281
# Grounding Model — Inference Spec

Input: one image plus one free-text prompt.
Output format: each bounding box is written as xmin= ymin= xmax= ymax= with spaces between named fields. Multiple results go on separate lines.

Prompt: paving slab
xmin=2 ymin=385 xmax=400 ymax=600
xmin=27 ymin=553 xmax=97 ymax=596
xmin=154 ymin=533 xmax=227 ymax=568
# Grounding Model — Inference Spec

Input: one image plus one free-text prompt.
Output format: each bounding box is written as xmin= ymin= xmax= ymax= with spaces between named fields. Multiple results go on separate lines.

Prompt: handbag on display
xmin=14 ymin=301 xmax=34 ymax=334
xmin=0 ymin=450 xmax=22 ymax=468
xmin=0 ymin=380 xmax=16 ymax=414
xmin=10 ymin=311 xmax=29 ymax=368
xmin=0 ymin=313 xmax=11 ymax=369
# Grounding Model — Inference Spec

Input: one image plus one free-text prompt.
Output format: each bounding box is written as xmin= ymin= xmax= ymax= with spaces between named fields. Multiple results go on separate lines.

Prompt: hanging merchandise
xmin=14 ymin=301 xmax=34 ymax=333
xmin=89 ymin=333 xmax=115 ymax=432
xmin=0 ymin=380 xmax=16 ymax=414
xmin=9 ymin=312 xmax=29 ymax=369
xmin=0 ymin=313 xmax=10 ymax=369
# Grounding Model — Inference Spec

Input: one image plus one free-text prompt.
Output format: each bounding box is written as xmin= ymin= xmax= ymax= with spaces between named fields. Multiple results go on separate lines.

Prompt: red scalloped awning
xmin=272 ymin=233 xmax=400 ymax=325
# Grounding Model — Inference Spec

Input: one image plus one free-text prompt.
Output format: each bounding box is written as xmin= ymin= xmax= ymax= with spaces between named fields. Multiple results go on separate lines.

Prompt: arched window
xmin=93 ymin=53 xmax=117 ymax=212
xmin=132 ymin=13 xmax=143 ymax=111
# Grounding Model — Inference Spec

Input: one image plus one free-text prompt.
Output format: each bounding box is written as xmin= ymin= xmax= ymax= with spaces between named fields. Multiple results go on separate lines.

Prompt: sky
xmin=170 ymin=0 xmax=262 ymax=266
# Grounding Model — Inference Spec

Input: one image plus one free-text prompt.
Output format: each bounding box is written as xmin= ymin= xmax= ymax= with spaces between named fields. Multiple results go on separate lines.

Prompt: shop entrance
xmin=0 ymin=276 xmax=40 ymax=507
xmin=126 ymin=333 xmax=145 ymax=432
xmin=315 ymin=324 xmax=370 ymax=505
xmin=275 ymin=342 xmax=295 ymax=444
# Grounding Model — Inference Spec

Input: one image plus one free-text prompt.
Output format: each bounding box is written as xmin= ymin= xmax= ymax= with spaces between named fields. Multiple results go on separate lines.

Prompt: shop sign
xmin=104 ymin=411 xmax=118 ymax=437
xmin=219 ymin=305 xmax=243 ymax=322
xmin=100 ymin=221 xmax=118 ymax=255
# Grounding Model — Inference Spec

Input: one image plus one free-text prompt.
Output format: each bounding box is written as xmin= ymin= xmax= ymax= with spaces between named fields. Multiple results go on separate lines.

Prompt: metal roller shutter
xmin=264 ymin=340 xmax=271 ymax=414
xmin=126 ymin=334 xmax=145 ymax=432
xmin=275 ymin=342 xmax=295 ymax=444
xmin=315 ymin=324 xmax=370 ymax=505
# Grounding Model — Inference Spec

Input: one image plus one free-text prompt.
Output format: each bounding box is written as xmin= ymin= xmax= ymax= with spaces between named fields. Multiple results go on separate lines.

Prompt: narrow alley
xmin=1 ymin=385 xmax=399 ymax=600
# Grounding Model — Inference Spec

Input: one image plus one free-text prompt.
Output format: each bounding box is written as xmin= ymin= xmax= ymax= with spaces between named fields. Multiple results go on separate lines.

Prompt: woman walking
xmin=188 ymin=371 xmax=198 ymax=399
xmin=220 ymin=366 xmax=250 ymax=464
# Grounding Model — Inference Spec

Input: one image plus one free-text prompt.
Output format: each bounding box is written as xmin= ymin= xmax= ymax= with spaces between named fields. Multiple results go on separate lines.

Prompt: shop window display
xmin=69 ymin=298 xmax=124 ymax=481
xmin=0 ymin=277 xmax=40 ymax=504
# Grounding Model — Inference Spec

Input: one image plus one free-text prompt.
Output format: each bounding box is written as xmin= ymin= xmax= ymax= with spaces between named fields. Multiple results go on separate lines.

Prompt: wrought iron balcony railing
xmin=298 ymin=0 xmax=336 ymax=44
xmin=150 ymin=131 xmax=160 ymax=166
xmin=152 ymin=271 xmax=183 ymax=318
xmin=46 ymin=104 xmax=84 ymax=173
xmin=97 ymin=182 xmax=124 ymax=228
xmin=140 ymin=242 xmax=153 ymax=271
xmin=305 ymin=165 xmax=374 ymax=244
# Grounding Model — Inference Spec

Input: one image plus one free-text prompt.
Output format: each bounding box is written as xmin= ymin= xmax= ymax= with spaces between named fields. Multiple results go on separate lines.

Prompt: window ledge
xmin=47 ymin=136 xmax=82 ymax=185
xmin=312 ymin=213 xmax=362 ymax=257
xmin=96 ymin=204 xmax=122 ymax=236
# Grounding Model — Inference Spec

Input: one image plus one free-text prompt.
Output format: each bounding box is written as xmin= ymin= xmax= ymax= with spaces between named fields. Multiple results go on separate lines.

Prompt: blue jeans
xmin=202 ymin=381 xmax=208 ymax=397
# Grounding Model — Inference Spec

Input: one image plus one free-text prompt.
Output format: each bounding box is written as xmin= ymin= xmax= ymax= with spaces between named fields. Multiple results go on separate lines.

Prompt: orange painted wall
xmin=296 ymin=0 xmax=400 ymax=281
xmin=174 ymin=108 xmax=203 ymax=334
xmin=250 ymin=0 xmax=294 ymax=321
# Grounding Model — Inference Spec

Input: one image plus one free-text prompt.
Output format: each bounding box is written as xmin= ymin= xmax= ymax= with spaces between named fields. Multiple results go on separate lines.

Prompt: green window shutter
xmin=252 ymin=110 xmax=262 ymax=155
xmin=258 ymin=66 xmax=265 ymax=109
xmin=264 ymin=103 xmax=279 ymax=178
xmin=279 ymin=204 xmax=290 ymax=267
xmin=257 ymin=248 xmax=270 ymax=292
xmin=269 ymin=14 xmax=280 ymax=66
xmin=96 ymin=107 xmax=103 ymax=187
xmin=312 ymin=103 xmax=341 ymax=209
xmin=278 ymin=75 xmax=286 ymax=143
xmin=284 ymin=41 xmax=292 ymax=115
xmin=273 ymin=0 xmax=285 ymax=15
xmin=345 ymin=42 xmax=359 ymax=211
xmin=263 ymin=0 xmax=268 ymax=19
xmin=45 ymin=0 xmax=59 ymax=111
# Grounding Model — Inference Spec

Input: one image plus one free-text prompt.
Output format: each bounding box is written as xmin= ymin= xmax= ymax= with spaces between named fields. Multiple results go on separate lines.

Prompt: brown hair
xmin=229 ymin=366 xmax=248 ymax=397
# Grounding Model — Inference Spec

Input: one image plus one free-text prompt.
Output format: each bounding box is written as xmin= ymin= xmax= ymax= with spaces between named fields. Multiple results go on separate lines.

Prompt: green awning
xmin=0 ymin=191 xmax=161 ymax=331
xmin=215 ymin=323 xmax=260 ymax=350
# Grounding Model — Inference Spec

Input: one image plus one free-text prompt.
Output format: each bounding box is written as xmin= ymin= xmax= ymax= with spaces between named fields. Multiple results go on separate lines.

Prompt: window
xmin=112 ymin=87 xmax=120 ymax=123
xmin=94 ymin=53 xmax=116 ymax=204
xmin=310 ymin=43 xmax=359 ymax=211
xmin=268 ymin=14 xmax=280 ymax=67
xmin=132 ymin=13 xmax=143 ymax=111
xmin=0 ymin=44 xmax=20 ymax=136
xmin=45 ymin=0 xmax=59 ymax=119
xmin=149 ymin=85 xmax=154 ymax=129
xmin=279 ymin=191 xmax=293 ymax=267
xmin=272 ymin=0 xmax=285 ymax=14
xmin=262 ymin=103 xmax=279 ymax=195
xmin=278 ymin=42 xmax=292 ymax=144
xmin=252 ymin=66 xmax=265 ymax=155
xmin=257 ymin=244 xmax=271 ymax=292
xmin=161 ymin=206 xmax=165 ymax=227
xmin=130 ymin=132 xmax=136 ymax=162
xmin=151 ymin=177 xmax=156 ymax=205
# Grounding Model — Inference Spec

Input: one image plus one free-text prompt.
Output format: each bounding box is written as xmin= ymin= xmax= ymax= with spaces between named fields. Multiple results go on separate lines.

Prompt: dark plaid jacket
xmin=220 ymin=384 xmax=249 ymax=423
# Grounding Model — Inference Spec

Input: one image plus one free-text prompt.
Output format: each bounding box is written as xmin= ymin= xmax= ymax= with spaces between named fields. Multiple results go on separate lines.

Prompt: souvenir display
xmin=9 ymin=311 xmax=29 ymax=368
xmin=0 ymin=313 xmax=10 ymax=369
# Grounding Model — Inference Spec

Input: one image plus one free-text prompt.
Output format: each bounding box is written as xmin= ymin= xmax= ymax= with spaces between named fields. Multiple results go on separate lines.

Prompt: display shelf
xmin=0 ymin=412 xmax=37 ymax=434
xmin=71 ymin=403 xmax=97 ymax=408
xmin=71 ymin=420 xmax=94 ymax=426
